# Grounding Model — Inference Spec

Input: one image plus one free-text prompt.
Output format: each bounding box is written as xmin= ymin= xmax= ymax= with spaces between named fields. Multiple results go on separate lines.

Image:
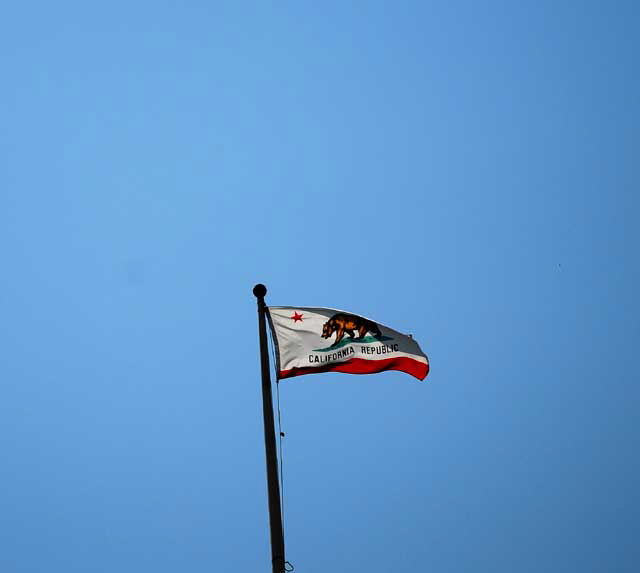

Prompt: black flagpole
xmin=253 ymin=284 xmax=286 ymax=573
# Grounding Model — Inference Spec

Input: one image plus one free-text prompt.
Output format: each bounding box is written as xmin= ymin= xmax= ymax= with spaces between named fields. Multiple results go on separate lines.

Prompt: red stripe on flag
xmin=279 ymin=356 xmax=429 ymax=381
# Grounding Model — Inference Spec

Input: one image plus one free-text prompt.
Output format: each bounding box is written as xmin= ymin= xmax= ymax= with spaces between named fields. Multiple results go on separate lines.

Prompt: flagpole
xmin=253 ymin=284 xmax=286 ymax=573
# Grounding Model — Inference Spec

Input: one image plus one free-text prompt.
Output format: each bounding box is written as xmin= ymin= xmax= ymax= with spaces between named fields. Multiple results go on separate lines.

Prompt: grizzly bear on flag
xmin=321 ymin=313 xmax=382 ymax=347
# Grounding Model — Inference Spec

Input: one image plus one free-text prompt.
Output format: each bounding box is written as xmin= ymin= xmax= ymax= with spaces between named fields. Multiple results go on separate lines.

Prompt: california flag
xmin=268 ymin=307 xmax=429 ymax=381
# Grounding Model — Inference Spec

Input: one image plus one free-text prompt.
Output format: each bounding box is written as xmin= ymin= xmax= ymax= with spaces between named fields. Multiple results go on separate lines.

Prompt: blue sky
xmin=1 ymin=1 xmax=638 ymax=571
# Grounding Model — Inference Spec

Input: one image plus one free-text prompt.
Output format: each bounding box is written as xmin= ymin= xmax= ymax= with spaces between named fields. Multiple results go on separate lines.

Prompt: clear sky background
xmin=1 ymin=1 xmax=638 ymax=572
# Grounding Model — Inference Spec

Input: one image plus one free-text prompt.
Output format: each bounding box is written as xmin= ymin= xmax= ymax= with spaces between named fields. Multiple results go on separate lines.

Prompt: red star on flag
xmin=291 ymin=312 xmax=304 ymax=323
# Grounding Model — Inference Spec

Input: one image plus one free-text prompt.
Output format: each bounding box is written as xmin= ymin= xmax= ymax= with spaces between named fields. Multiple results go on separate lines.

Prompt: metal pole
xmin=253 ymin=284 xmax=286 ymax=573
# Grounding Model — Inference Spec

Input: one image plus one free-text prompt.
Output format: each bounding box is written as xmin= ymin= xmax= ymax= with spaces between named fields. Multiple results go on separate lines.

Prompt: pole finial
xmin=253 ymin=283 xmax=267 ymax=298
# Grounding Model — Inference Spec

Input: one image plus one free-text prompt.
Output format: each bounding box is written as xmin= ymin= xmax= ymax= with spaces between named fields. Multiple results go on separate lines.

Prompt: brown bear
xmin=321 ymin=313 xmax=382 ymax=347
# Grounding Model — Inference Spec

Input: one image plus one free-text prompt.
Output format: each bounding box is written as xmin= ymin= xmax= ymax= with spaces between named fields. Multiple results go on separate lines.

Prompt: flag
xmin=268 ymin=307 xmax=429 ymax=381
